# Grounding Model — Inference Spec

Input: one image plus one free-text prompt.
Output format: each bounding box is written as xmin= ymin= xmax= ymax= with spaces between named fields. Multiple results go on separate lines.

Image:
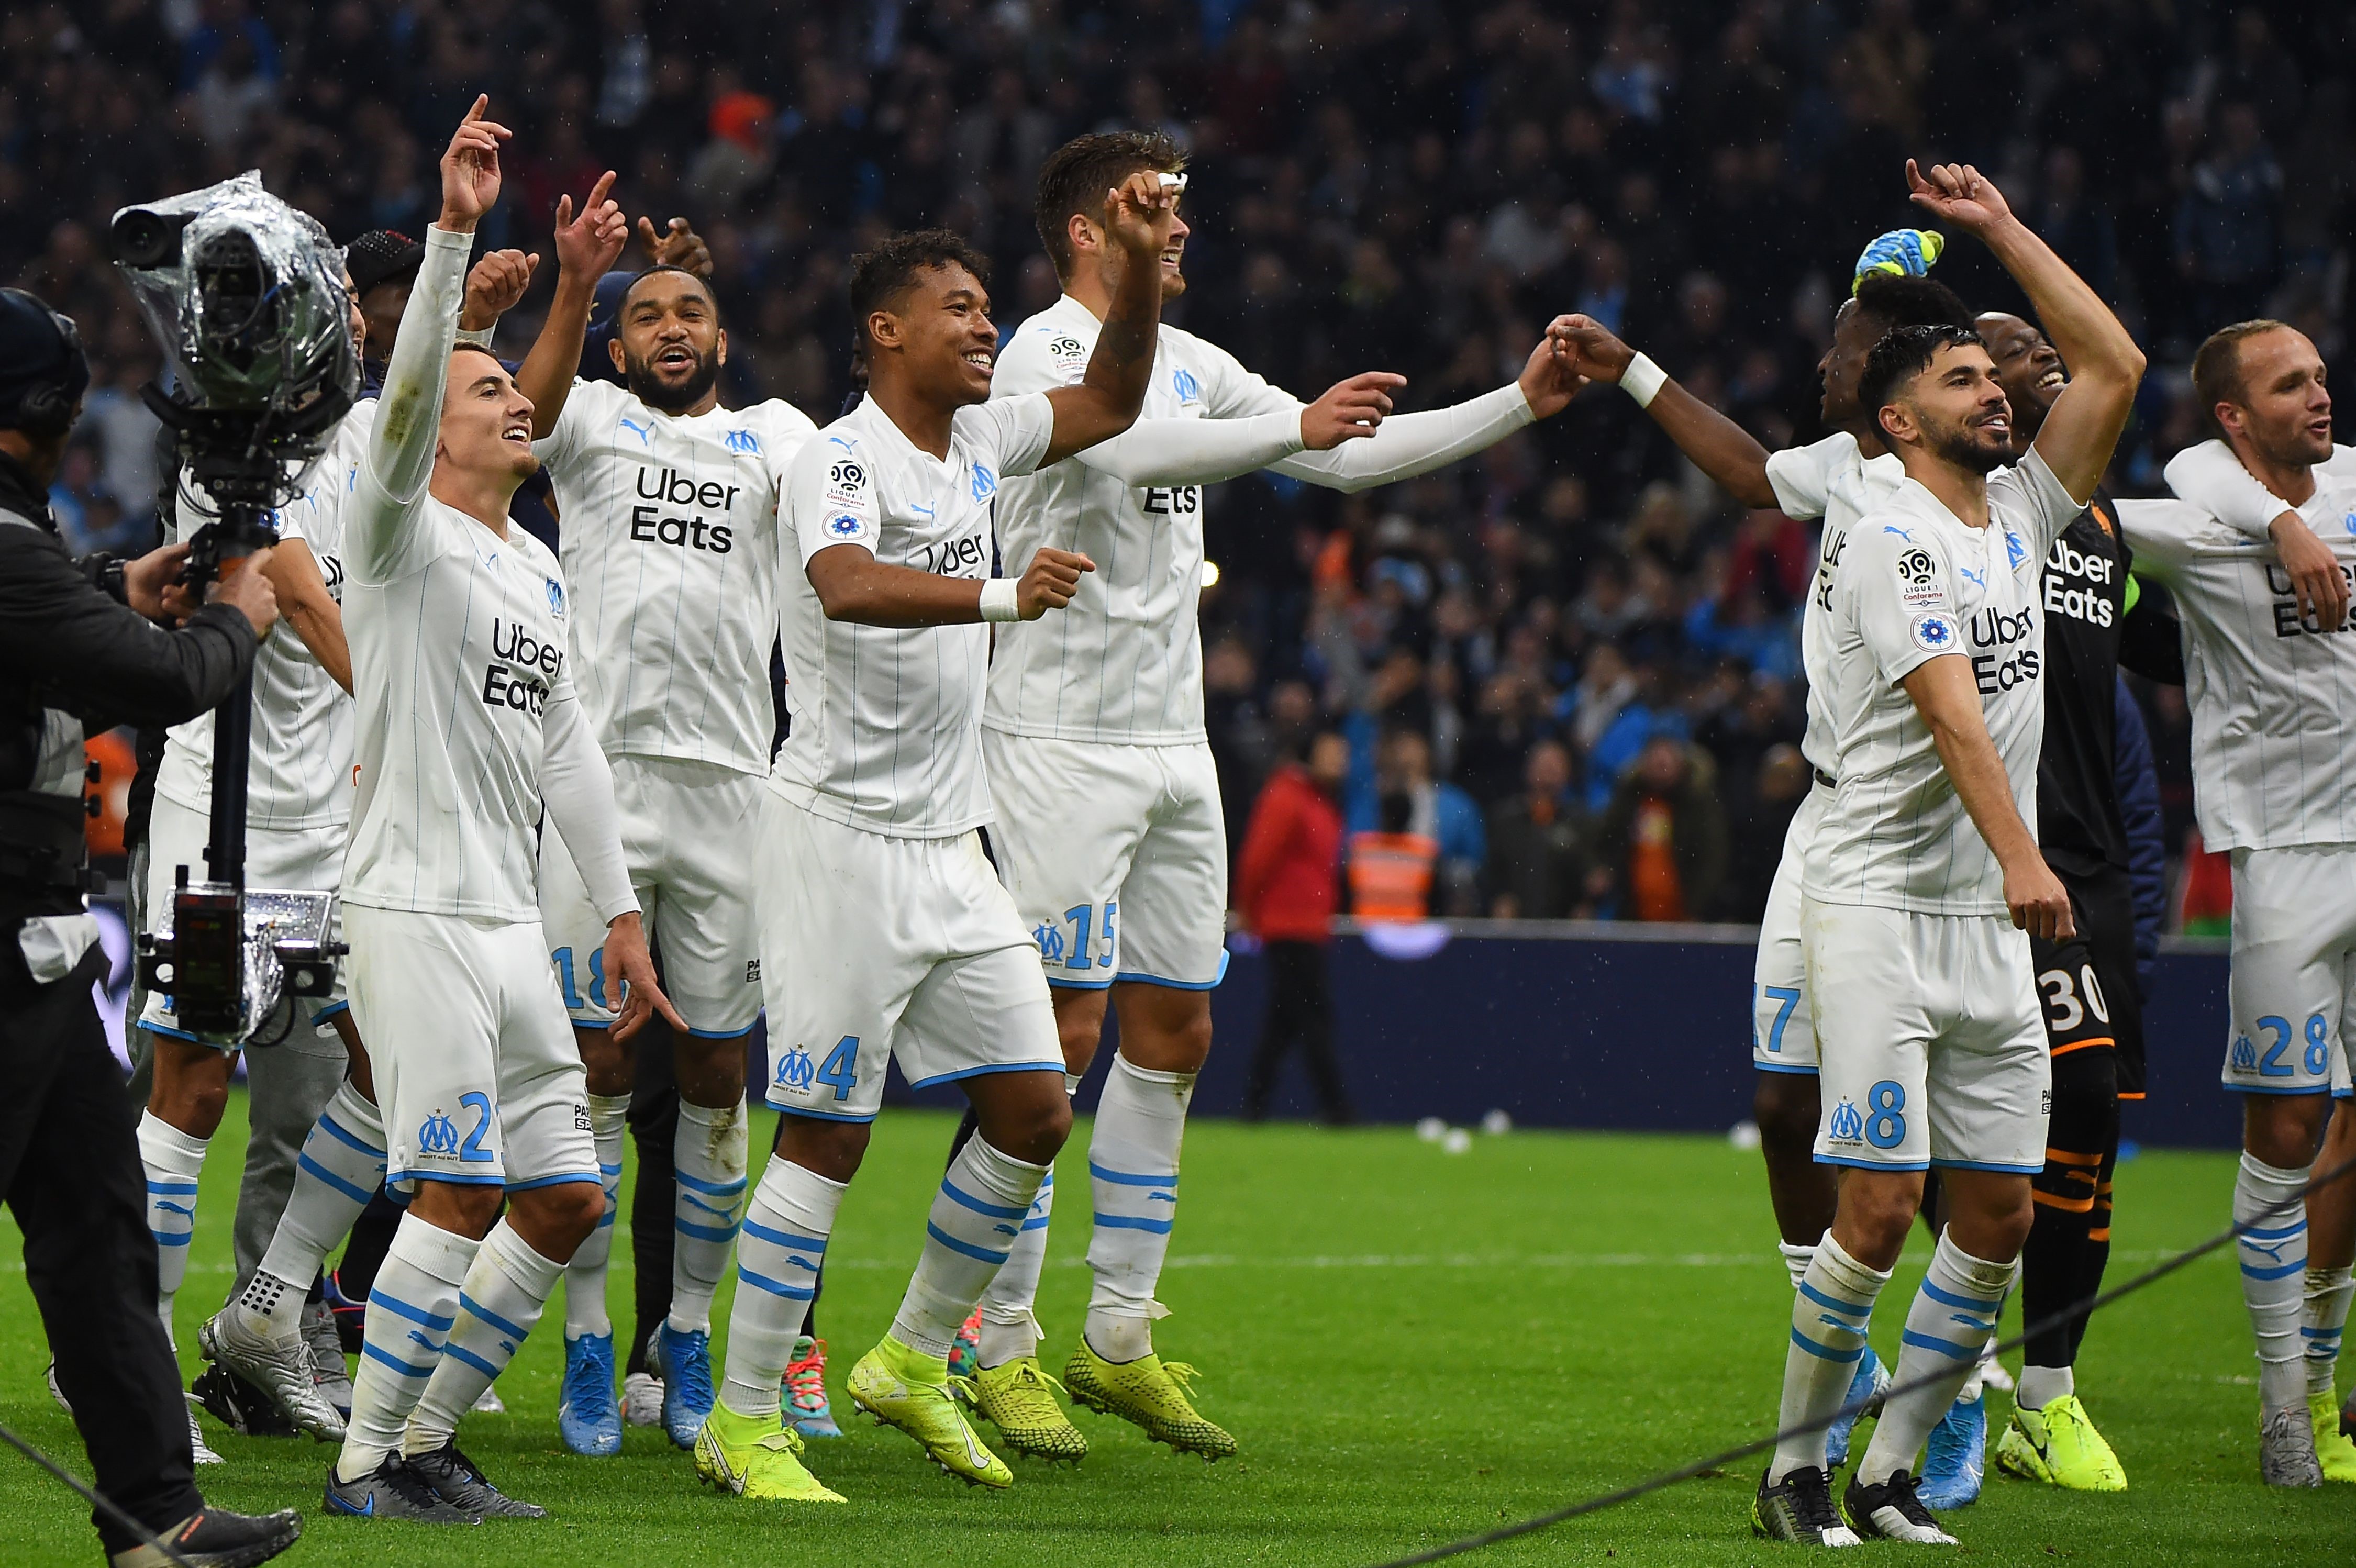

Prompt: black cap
xmin=0 ymin=287 xmax=90 ymax=437
xmin=346 ymin=228 xmax=425 ymax=297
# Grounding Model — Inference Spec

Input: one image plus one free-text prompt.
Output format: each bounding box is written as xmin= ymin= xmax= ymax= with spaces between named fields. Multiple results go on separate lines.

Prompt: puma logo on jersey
xmin=618 ymin=417 xmax=653 ymax=445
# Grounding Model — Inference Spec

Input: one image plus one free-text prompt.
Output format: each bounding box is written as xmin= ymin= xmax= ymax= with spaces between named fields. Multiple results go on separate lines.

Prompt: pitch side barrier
xmin=937 ymin=919 xmax=2238 ymax=1149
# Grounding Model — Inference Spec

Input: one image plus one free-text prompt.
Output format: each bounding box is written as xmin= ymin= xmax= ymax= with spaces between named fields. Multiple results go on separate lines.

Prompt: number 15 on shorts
xmin=1034 ymin=900 xmax=1116 ymax=974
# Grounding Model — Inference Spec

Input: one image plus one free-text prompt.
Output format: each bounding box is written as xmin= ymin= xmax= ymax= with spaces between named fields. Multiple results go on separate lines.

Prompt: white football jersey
xmin=771 ymin=391 xmax=1055 ymax=837
xmin=533 ymin=379 xmax=817 ymax=775
xmin=1805 ymin=449 xmax=2082 ymax=914
xmin=1765 ymin=432 xmax=1908 ymax=776
xmin=2118 ymin=468 xmax=2356 ymax=852
xmin=152 ymin=401 xmax=375 ymax=835
xmin=341 ymin=226 xmax=599 ymax=921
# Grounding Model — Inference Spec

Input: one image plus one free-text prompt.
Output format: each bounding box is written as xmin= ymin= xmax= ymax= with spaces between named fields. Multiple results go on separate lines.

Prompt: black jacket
xmin=0 ymin=451 xmax=255 ymax=917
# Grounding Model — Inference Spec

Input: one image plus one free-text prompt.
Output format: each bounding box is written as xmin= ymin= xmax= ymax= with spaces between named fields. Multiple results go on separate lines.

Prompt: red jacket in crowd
xmin=1235 ymin=763 xmax=1344 ymax=943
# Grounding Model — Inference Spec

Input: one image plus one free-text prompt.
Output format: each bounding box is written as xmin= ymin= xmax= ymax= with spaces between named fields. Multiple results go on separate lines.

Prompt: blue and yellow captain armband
xmin=1852 ymin=229 xmax=1946 ymax=294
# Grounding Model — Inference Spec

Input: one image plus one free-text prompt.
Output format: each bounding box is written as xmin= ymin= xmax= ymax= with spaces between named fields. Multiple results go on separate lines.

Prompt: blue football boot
xmin=657 ymin=1322 xmax=717 ymax=1450
xmin=1825 ymin=1344 xmax=1890 ymax=1469
xmin=558 ymin=1330 xmax=623 ymax=1456
xmin=1917 ymin=1391 xmax=1987 ymax=1508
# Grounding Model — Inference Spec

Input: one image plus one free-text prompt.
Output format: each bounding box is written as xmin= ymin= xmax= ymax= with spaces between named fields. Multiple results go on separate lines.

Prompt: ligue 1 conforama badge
xmin=776 ymin=1045 xmax=816 ymax=1091
xmin=1909 ymin=611 xmax=1957 ymax=653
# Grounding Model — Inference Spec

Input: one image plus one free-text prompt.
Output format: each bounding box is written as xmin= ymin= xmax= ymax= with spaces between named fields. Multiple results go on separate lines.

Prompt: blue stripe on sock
xmin=676 ymin=1169 xmax=748 ymax=1197
xmin=2242 ymin=1220 xmax=2308 ymax=1240
xmin=458 ymin=1292 xmax=526 ymax=1341
xmin=741 ymin=1219 xmax=826 ymax=1251
xmin=596 ymin=1210 xmax=617 ymax=1228
xmin=144 ymin=1179 xmax=199 ymax=1194
xmin=2243 ymin=1259 xmax=2307 ymax=1280
xmin=925 ymin=1221 xmax=1010 ymax=1265
xmin=369 ymin=1292 xmax=455 ymax=1332
xmin=441 ymin=1340 xmax=500 ymax=1377
xmin=1020 ymin=1215 xmax=1051 ymax=1231
xmin=737 ymin=1265 xmax=816 ymax=1301
xmin=1918 ymin=1279 xmax=1999 ymax=1312
xmin=1901 ymin=1329 xmax=1983 ymax=1360
xmin=297 ymin=1152 xmax=377 ymax=1206
xmin=150 ymin=1230 xmax=192 ymax=1245
xmin=1791 ymin=1327 xmax=1866 ymax=1363
xmin=675 ymin=1219 xmax=737 ymax=1242
xmin=1092 ymin=1213 xmax=1174 ymax=1234
xmin=359 ymin=1342 xmax=438 ymax=1380
xmin=2302 ymin=1327 xmax=2343 ymax=1339
xmin=1088 ymin=1162 xmax=1178 ymax=1188
xmin=314 ymin=1116 xmax=384 ymax=1159
xmin=1797 ymin=1281 xmax=1870 ymax=1318
xmin=939 ymin=1179 xmax=1026 ymax=1220
xmin=598 ymin=1161 xmax=624 ymax=1176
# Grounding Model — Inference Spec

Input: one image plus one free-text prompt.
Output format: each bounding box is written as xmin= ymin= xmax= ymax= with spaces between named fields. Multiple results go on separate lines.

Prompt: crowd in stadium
xmin=5 ymin=0 xmax=2348 ymax=922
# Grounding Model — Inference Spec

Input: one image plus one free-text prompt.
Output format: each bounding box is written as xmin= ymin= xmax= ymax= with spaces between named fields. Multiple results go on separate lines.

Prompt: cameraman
xmin=0 ymin=287 xmax=302 ymax=1566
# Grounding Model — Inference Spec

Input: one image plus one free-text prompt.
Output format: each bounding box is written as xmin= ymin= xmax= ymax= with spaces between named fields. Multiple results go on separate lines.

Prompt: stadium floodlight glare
xmin=113 ymin=171 xmax=357 ymax=1042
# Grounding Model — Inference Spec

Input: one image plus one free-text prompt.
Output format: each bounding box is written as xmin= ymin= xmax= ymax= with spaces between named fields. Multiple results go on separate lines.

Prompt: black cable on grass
xmin=0 ymin=1417 xmax=193 ymax=1565
xmin=1366 ymin=1150 xmax=2356 ymax=1567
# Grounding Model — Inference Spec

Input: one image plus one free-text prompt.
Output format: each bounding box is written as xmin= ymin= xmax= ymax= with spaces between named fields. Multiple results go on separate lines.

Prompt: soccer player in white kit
xmin=318 ymin=99 xmax=681 ymax=1523
xmin=510 ymin=178 xmax=821 ymax=1458
xmin=961 ymin=131 xmax=1586 ymax=1461
xmin=1752 ymin=162 xmax=2143 ymax=1548
xmin=2120 ymin=321 xmax=2356 ymax=1485
xmin=187 ymin=246 xmax=540 ymax=1448
xmin=694 ymin=183 xmax=1176 ymax=1504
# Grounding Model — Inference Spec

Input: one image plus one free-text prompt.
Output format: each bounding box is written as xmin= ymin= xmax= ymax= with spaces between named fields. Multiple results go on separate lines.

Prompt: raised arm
xmin=2165 ymin=437 xmax=2349 ymax=630
xmin=260 ymin=539 xmax=351 ymax=693
xmin=1550 ymin=314 xmax=1779 ymax=507
xmin=1907 ymin=161 xmax=2144 ymax=503
xmin=517 ymin=171 xmax=627 ymax=439
xmin=1037 ymin=171 xmax=1176 ymax=465
xmin=1901 ymin=655 xmax=2074 ymax=941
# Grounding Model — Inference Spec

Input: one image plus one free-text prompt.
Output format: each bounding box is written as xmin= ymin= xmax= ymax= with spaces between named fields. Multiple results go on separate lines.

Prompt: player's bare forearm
xmin=518 ymin=270 xmax=598 ymax=439
xmin=1041 ymin=285 xmax=1160 ymax=464
xmin=806 ymin=543 xmax=984 ymax=628
xmin=262 ymin=539 xmax=352 ymax=693
xmin=1904 ymin=657 xmax=2038 ymax=868
xmin=1645 ymin=381 xmax=1779 ymax=509
xmin=1977 ymin=216 xmax=2144 ymax=499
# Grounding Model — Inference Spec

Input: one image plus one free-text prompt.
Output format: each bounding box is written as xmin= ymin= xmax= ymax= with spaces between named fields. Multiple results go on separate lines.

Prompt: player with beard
xmin=510 ymin=180 xmax=822 ymax=1458
xmin=2125 ymin=323 xmax=2356 ymax=1485
xmin=1755 ymin=162 xmax=2142 ymax=1547
xmin=1956 ymin=308 xmax=2185 ymax=1495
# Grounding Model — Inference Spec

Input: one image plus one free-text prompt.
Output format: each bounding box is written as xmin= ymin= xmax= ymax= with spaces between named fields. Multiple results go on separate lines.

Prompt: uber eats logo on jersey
xmin=2264 ymin=560 xmax=2356 ymax=637
xmin=483 ymin=619 xmax=563 ymax=715
xmin=2043 ymin=536 xmax=2117 ymax=626
xmin=919 ymin=530 xmax=988 ymax=576
xmin=1144 ymin=484 xmax=1201 ymax=515
xmin=1968 ymin=604 xmax=2040 ymax=694
xmin=631 ymin=467 xmax=739 ymax=554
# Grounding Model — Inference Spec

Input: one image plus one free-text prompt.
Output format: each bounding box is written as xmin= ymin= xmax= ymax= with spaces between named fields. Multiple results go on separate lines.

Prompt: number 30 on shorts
xmin=2037 ymin=964 xmax=2110 ymax=1033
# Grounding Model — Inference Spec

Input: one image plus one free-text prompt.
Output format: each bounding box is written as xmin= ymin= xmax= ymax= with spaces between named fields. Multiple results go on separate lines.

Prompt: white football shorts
xmin=755 ymin=795 xmax=1063 ymax=1124
xmin=540 ymin=754 xmax=764 ymax=1038
xmin=1752 ymin=785 xmax=1828 ymax=1073
xmin=1802 ymin=895 xmax=2049 ymax=1173
xmin=2221 ymin=846 xmax=2356 ymax=1099
xmin=982 ymin=730 xmax=1229 ymax=991
xmin=345 ymin=904 xmax=597 ymax=1193
xmin=138 ymin=793 xmax=349 ymax=1047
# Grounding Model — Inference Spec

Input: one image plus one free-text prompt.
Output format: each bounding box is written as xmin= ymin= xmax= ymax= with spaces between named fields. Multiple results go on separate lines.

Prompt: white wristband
xmin=455 ymin=325 xmax=495 ymax=349
xmin=979 ymin=577 xmax=1021 ymax=622
xmin=1620 ymin=352 xmax=1668 ymax=409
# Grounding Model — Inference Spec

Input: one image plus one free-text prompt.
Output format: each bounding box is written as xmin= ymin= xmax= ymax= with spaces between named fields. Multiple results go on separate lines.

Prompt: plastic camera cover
xmin=113 ymin=171 xmax=357 ymax=487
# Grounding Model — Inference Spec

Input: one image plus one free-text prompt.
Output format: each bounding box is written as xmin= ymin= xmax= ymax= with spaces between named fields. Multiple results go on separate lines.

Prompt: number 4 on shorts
xmin=816 ymin=1036 xmax=859 ymax=1100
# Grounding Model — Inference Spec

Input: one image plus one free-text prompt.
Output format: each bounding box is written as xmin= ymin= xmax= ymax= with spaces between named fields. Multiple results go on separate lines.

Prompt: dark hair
xmin=1034 ymin=131 xmax=1186 ymax=279
xmin=1851 ymin=271 xmax=1974 ymax=336
xmin=2192 ymin=318 xmax=2293 ymax=436
xmin=1858 ymin=324 xmax=1985 ymax=424
xmin=619 ymin=264 xmax=721 ymax=324
xmin=847 ymin=229 xmax=993 ymax=368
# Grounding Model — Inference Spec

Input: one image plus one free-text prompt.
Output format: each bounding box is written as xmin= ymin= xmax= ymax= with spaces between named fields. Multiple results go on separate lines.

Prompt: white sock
xmin=564 ymin=1094 xmax=630 ymax=1340
xmin=977 ymin=1161 xmax=1054 ymax=1369
xmin=1779 ymin=1239 xmax=1817 ymax=1295
xmin=239 ymin=1082 xmax=386 ymax=1339
xmin=2236 ymin=1152 xmax=2311 ymax=1413
xmin=2016 ymin=1363 xmax=2074 ymax=1411
xmin=670 ymin=1095 xmax=750 ymax=1335
xmin=405 ymin=1220 xmax=563 ymax=1454
xmin=1084 ymin=1053 xmax=1193 ymax=1362
xmin=137 ymin=1110 xmax=208 ymax=1339
xmin=1858 ymin=1232 xmax=2016 ymax=1487
xmin=334 ymin=1213 xmax=477 ymax=1483
xmin=892 ymin=1134 xmax=1048 ymax=1360
xmin=720 ymin=1158 xmax=843 ymax=1418
xmin=2304 ymin=1264 xmax=2354 ymax=1400
xmin=1769 ymin=1232 xmax=1889 ymax=1483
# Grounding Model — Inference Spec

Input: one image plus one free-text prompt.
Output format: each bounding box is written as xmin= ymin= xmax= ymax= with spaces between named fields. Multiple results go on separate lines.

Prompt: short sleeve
xmin=792 ymin=436 xmax=880 ymax=559
xmin=1987 ymin=446 xmax=2084 ymax=560
xmin=1848 ymin=507 xmax=1964 ymax=686
xmin=954 ymin=392 xmax=1056 ymax=480
xmin=1764 ymin=433 xmax=1857 ymax=521
xmin=994 ymin=318 xmax=1088 ymax=396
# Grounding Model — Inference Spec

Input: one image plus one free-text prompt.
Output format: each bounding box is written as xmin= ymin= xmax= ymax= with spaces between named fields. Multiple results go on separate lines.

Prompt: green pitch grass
xmin=2 ymin=1095 xmax=2343 ymax=1565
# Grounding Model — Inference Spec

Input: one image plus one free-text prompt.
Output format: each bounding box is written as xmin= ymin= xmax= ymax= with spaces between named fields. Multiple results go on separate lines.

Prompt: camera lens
xmin=111 ymin=208 xmax=191 ymax=269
